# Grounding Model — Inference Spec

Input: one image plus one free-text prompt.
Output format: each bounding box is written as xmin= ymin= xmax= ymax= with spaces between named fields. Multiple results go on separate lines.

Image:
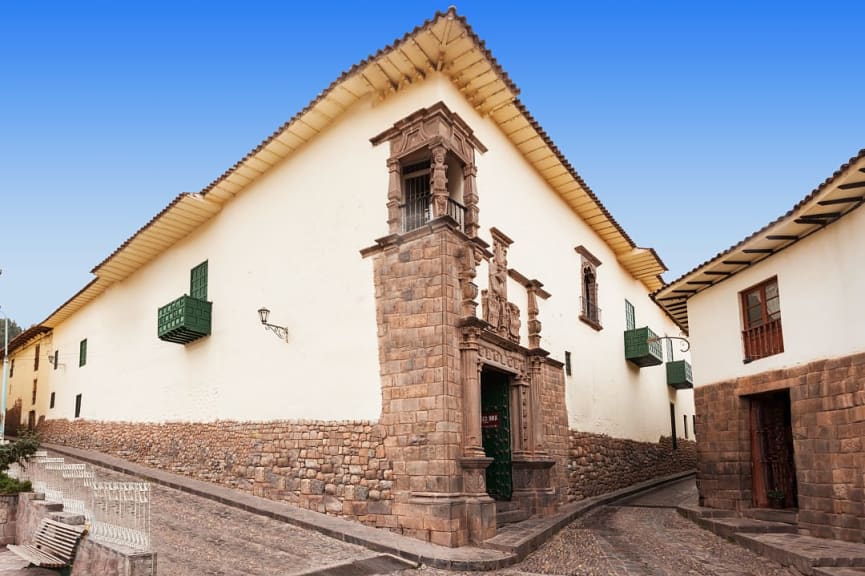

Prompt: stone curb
xmin=42 ymin=443 xmax=694 ymax=571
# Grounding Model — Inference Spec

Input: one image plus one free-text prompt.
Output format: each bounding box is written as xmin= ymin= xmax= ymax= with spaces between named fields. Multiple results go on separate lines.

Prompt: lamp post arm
xmin=646 ymin=335 xmax=691 ymax=353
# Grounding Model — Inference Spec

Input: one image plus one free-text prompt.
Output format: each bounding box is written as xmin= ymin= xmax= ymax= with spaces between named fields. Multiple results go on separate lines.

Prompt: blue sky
xmin=1 ymin=1 xmax=863 ymax=328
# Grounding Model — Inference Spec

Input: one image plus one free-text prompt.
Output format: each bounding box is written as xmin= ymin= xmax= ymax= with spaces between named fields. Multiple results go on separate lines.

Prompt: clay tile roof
xmin=654 ymin=148 xmax=865 ymax=333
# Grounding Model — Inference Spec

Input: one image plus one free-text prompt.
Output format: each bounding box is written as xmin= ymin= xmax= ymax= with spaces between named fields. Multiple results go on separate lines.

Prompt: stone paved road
xmin=56 ymin=456 xmax=380 ymax=576
xmin=405 ymin=479 xmax=803 ymax=576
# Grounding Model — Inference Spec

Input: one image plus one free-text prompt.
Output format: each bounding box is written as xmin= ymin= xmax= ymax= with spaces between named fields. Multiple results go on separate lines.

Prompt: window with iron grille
xmin=564 ymin=351 xmax=572 ymax=376
xmin=575 ymin=246 xmax=602 ymax=330
xmin=53 ymin=350 xmax=59 ymax=370
xmin=79 ymin=339 xmax=87 ymax=367
xmin=740 ymin=277 xmax=784 ymax=362
xmin=50 ymin=392 xmax=55 ymax=409
xmin=32 ymin=379 xmax=37 ymax=405
xmin=9 ymin=359 xmax=13 ymax=378
xmin=402 ymin=162 xmax=431 ymax=232
xmin=34 ymin=343 xmax=40 ymax=371
xmin=75 ymin=394 xmax=82 ymax=418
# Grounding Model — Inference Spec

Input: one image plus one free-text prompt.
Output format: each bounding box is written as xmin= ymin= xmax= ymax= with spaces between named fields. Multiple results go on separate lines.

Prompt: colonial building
xmin=655 ymin=149 xmax=865 ymax=544
xmin=4 ymin=9 xmax=695 ymax=547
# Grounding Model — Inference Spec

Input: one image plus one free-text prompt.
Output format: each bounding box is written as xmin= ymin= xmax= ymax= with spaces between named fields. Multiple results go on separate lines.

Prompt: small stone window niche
xmin=575 ymin=246 xmax=602 ymax=330
xmin=370 ymin=101 xmax=487 ymax=238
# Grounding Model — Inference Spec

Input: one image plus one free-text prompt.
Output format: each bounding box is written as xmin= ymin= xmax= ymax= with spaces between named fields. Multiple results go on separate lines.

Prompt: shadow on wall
xmin=4 ymin=399 xmax=22 ymax=437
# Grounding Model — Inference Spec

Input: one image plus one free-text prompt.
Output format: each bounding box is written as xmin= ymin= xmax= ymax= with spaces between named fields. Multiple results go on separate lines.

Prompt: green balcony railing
xmin=157 ymin=295 xmax=212 ymax=345
xmin=624 ymin=327 xmax=663 ymax=367
xmin=666 ymin=360 xmax=694 ymax=389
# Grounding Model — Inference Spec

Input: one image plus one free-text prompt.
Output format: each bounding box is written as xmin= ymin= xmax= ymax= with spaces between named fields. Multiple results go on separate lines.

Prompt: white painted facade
xmin=5 ymin=334 xmax=52 ymax=426
xmin=688 ymin=201 xmax=865 ymax=387
xmin=12 ymin=75 xmax=692 ymax=442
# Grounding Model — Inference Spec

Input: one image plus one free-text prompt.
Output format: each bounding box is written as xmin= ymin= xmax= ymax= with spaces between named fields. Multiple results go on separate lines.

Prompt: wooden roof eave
xmin=40 ymin=8 xmax=669 ymax=332
xmin=655 ymin=149 xmax=865 ymax=332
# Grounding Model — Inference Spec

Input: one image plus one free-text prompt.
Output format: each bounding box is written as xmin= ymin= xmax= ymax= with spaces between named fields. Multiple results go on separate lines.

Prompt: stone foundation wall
xmin=542 ymin=361 xmax=570 ymax=497
xmin=567 ymin=431 xmax=696 ymax=501
xmin=695 ymin=351 xmax=865 ymax=543
xmin=37 ymin=419 xmax=394 ymax=527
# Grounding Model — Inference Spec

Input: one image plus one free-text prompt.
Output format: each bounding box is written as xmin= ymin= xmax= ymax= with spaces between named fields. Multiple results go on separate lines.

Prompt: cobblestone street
xmin=20 ymin=456 xmax=810 ymax=576
xmin=405 ymin=480 xmax=803 ymax=576
xmin=407 ymin=507 xmax=803 ymax=576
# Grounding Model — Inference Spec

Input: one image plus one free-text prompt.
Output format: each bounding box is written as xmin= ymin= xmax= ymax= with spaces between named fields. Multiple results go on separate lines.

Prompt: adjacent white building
xmin=655 ymin=148 xmax=865 ymax=544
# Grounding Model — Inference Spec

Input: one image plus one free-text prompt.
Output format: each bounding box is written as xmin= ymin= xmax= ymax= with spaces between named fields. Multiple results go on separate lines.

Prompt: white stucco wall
xmin=688 ymin=203 xmax=865 ymax=387
xmin=37 ymin=74 xmax=693 ymax=440
xmin=437 ymin=81 xmax=693 ymax=442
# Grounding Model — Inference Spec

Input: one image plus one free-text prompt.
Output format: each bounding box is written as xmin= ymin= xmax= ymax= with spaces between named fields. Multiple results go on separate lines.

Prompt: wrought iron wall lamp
xmin=257 ymin=307 xmax=289 ymax=342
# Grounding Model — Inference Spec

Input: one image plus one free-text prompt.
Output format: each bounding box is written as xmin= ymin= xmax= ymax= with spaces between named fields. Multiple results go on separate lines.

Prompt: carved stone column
xmin=460 ymin=327 xmax=485 ymax=458
xmin=527 ymin=287 xmax=542 ymax=349
xmin=386 ymin=158 xmax=402 ymax=234
xmin=458 ymin=245 xmax=479 ymax=319
xmin=511 ymin=377 xmax=532 ymax=459
xmin=463 ymin=163 xmax=479 ymax=238
xmin=431 ymin=145 xmax=448 ymax=218
xmin=529 ymin=355 xmax=548 ymax=456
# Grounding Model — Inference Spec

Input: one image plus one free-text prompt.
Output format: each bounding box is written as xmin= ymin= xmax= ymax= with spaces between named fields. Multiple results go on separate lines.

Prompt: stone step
xmin=696 ymin=516 xmax=797 ymax=540
xmin=494 ymin=500 xmax=522 ymax=513
xmin=733 ymin=532 xmax=865 ymax=576
xmin=496 ymin=509 xmax=530 ymax=526
xmin=677 ymin=503 xmax=736 ymax=522
xmin=742 ymin=507 xmax=798 ymax=525
xmin=813 ymin=568 xmax=865 ymax=576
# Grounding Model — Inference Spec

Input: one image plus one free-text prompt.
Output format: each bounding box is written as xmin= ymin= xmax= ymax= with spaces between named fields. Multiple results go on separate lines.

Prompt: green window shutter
xmin=190 ymin=261 xmax=208 ymax=300
xmin=79 ymin=339 xmax=87 ymax=367
xmin=625 ymin=300 xmax=635 ymax=330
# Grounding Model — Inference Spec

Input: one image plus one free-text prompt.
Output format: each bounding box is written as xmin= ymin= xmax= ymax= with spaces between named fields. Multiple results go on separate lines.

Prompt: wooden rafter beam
xmin=837 ymin=180 xmax=865 ymax=190
xmin=818 ymin=196 xmax=864 ymax=206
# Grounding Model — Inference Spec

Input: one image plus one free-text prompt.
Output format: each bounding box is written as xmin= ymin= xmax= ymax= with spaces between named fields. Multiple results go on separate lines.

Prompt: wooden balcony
xmin=666 ymin=360 xmax=693 ymax=389
xmin=742 ymin=317 xmax=783 ymax=362
xmin=624 ymin=327 xmax=663 ymax=367
xmin=158 ymin=295 xmax=212 ymax=345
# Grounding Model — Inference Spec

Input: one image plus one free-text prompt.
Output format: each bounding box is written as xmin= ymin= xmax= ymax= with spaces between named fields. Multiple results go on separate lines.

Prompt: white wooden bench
xmin=8 ymin=518 xmax=87 ymax=568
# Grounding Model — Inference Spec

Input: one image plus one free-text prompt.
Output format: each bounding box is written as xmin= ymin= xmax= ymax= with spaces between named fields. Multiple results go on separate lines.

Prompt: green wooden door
xmin=481 ymin=370 xmax=512 ymax=500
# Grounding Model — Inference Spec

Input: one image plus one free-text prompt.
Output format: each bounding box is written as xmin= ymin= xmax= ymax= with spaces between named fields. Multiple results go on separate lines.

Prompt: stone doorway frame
xmin=747 ymin=388 xmax=798 ymax=509
xmin=459 ymin=318 xmax=556 ymax=519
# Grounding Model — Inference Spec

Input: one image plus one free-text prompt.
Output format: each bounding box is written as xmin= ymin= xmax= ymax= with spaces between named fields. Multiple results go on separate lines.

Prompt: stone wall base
xmin=393 ymin=493 xmax=495 ymax=547
xmin=37 ymin=419 xmax=394 ymax=528
xmin=38 ymin=419 xmax=698 ymax=547
xmin=512 ymin=456 xmax=557 ymax=515
xmin=567 ymin=432 xmax=697 ymax=501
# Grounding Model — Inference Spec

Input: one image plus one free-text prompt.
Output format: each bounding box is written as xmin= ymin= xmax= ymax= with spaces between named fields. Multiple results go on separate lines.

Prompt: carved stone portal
xmin=482 ymin=228 xmax=520 ymax=343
